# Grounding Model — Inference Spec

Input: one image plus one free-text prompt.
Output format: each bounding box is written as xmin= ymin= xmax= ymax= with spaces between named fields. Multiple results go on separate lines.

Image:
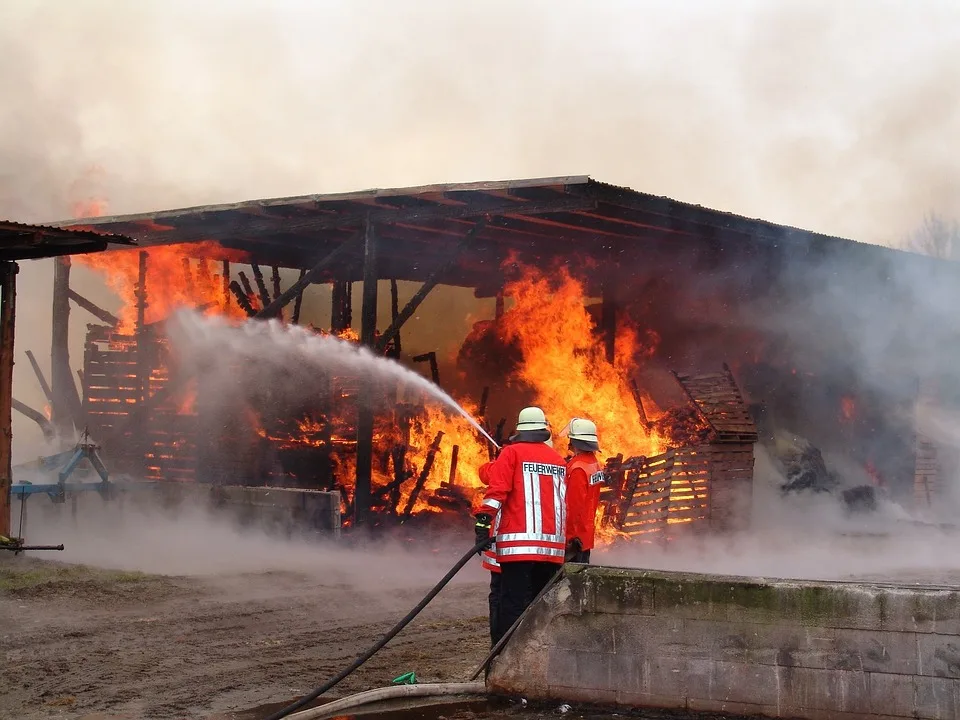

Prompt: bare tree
xmin=906 ymin=212 xmax=960 ymax=260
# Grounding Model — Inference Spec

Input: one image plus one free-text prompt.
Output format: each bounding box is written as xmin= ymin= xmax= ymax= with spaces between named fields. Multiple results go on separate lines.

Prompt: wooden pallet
xmin=672 ymin=363 xmax=758 ymax=443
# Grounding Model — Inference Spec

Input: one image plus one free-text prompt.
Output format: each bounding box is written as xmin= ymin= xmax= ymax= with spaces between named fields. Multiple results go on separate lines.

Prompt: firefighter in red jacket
xmin=560 ymin=417 xmax=605 ymax=564
xmin=477 ymin=460 xmax=501 ymax=644
xmin=474 ymin=407 xmax=566 ymax=644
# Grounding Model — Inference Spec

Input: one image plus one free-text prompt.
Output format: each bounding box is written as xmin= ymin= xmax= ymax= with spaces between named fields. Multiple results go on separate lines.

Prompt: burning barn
xmin=28 ymin=176 xmax=960 ymax=539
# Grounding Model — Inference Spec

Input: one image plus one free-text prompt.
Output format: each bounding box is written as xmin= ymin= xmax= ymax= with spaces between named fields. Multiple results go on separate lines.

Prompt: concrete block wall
xmin=487 ymin=565 xmax=960 ymax=719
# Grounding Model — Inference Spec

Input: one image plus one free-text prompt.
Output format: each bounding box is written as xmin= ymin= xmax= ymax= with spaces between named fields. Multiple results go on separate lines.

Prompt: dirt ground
xmin=0 ymin=554 xmax=490 ymax=720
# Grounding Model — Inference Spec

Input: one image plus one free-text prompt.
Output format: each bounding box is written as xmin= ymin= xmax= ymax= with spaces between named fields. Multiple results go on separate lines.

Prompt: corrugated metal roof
xmin=0 ymin=220 xmax=135 ymax=262
xmin=51 ymin=175 xmax=939 ymax=291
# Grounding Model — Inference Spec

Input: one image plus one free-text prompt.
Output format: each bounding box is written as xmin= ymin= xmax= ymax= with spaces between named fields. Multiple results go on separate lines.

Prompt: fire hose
xmin=262 ymin=537 xmax=492 ymax=720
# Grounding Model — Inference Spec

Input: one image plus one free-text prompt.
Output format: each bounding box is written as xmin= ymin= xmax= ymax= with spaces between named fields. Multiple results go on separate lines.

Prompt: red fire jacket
xmin=478 ymin=442 xmax=567 ymax=564
xmin=477 ymin=461 xmax=500 ymax=573
xmin=564 ymin=451 xmax=604 ymax=551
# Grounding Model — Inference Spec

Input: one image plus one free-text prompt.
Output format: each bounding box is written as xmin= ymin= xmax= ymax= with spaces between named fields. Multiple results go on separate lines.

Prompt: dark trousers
xmin=568 ymin=549 xmax=591 ymax=564
xmin=495 ymin=561 xmax=558 ymax=645
xmin=488 ymin=571 xmax=501 ymax=644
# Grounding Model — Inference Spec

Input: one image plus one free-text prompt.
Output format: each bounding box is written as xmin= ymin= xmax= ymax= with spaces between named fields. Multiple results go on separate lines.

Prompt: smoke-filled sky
xmin=2 ymin=0 xmax=960 ymax=457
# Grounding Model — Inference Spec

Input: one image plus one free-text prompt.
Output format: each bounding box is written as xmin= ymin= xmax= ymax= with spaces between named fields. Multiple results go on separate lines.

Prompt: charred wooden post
xmin=389 ymin=445 xmax=408 ymax=514
xmin=13 ymin=398 xmax=54 ymax=443
xmin=0 ymin=262 xmax=17 ymax=536
xmin=134 ymin=252 xmax=149 ymax=475
xmin=355 ymin=221 xmax=379 ymax=525
xmin=331 ymin=281 xmax=351 ymax=333
xmin=494 ymin=418 xmax=507 ymax=447
xmin=271 ymin=266 xmax=282 ymax=302
xmin=238 ymin=272 xmax=256 ymax=307
xmin=447 ymin=444 xmax=460 ymax=487
xmin=24 ymin=350 xmax=53 ymax=405
xmin=182 ymin=258 xmax=195 ymax=295
xmin=51 ymin=257 xmax=81 ymax=437
xmin=251 ymin=264 xmax=271 ymax=309
xmin=477 ymin=387 xmax=493 ymax=459
xmin=67 ymin=290 xmax=119 ymax=327
xmin=374 ymin=219 xmax=485 ymax=354
xmin=389 ymin=279 xmax=401 ymax=357
xmin=401 ymin=431 xmax=444 ymax=520
xmin=257 ymin=231 xmax=364 ymax=320
xmin=229 ymin=280 xmax=257 ymax=317
xmin=291 ymin=269 xmax=306 ymax=325
xmin=495 ymin=289 xmax=505 ymax=320
xmin=413 ymin=352 xmax=441 ymax=386
xmin=601 ymin=280 xmax=617 ymax=365
xmin=629 ymin=378 xmax=651 ymax=429
xmin=221 ymin=261 xmax=231 ymax=308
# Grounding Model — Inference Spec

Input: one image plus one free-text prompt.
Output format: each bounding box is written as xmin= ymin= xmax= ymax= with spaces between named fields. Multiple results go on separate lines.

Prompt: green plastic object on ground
xmin=391 ymin=671 xmax=417 ymax=685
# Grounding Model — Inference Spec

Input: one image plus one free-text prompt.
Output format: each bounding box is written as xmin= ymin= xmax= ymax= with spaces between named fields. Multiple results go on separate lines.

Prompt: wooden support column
xmin=221 ymin=261 xmax=231 ymax=308
xmin=389 ymin=279 xmax=401 ymax=357
xmin=134 ymin=252 xmax=149 ymax=476
xmin=291 ymin=269 xmax=306 ymax=324
xmin=51 ymin=257 xmax=82 ymax=438
xmin=355 ymin=221 xmax=378 ymax=525
xmin=331 ymin=281 xmax=351 ymax=333
xmin=0 ymin=261 xmax=17 ymax=537
xmin=601 ymin=279 xmax=617 ymax=365
xmin=25 ymin=350 xmax=53 ymax=404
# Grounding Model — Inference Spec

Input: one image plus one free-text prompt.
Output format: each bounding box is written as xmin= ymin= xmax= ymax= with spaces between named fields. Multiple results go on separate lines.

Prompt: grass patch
xmin=0 ymin=560 xmax=155 ymax=595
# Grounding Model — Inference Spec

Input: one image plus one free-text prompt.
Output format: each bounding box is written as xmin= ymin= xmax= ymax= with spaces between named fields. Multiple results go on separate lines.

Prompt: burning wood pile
xmin=63 ymin=240 xmax=766 ymax=541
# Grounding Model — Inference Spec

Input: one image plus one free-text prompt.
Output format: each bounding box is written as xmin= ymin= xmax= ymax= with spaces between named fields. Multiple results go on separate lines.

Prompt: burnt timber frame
xmin=0 ymin=262 xmax=16 ymax=537
xmin=49 ymin=175 xmax=960 ymax=524
xmin=354 ymin=221 xmax=379 ymax=524
xmin=0 ymin=222 xmax=133 ymax=537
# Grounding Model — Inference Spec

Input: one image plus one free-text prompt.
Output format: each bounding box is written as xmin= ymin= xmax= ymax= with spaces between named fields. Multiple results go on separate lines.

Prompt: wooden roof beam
xmin=121 ymin=195 xmax=596 ymax=244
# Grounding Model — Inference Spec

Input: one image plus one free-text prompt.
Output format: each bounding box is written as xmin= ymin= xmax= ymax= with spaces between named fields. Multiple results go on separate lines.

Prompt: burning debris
xmin=62 ymin=236 xmax=767 ymax=541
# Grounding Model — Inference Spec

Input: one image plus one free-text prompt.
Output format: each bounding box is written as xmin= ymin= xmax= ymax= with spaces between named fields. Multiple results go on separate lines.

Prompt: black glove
xmin=474 ymin=513 xmax=493 ymax=552
xmin=567 ymin=537 xmax=583 ymax=553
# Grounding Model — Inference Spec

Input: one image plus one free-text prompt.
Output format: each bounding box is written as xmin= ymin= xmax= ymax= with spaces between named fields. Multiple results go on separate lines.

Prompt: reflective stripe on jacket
xmin=478 ymin=442 xmax=567 ymax=564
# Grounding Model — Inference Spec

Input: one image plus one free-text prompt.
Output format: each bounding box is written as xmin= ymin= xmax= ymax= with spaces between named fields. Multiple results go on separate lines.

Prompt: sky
xmin=1 ymin=0 xmax=959 ymax=457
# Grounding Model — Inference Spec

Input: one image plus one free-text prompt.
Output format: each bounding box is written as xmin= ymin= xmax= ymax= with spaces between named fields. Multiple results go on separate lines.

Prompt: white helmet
xmin=561 ymin=417 xmax=599 ymax=444
xmin=516 ymin=406 xmax=548 ymax=432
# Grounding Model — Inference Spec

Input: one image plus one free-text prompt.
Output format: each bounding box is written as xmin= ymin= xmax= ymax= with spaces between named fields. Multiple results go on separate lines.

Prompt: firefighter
xmin=561 ymin=417 xmax=605 ymax=564
xmin=477 ymin=460 xmax=501 ymax=645
xmin=474 ymin=406 xmax=566 ymax=644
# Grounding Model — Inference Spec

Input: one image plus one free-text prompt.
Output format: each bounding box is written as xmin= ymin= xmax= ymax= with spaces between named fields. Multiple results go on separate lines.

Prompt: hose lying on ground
xmin=262 ymin=537 xmax=492 ymax=720
xmin=285 ymin=682 xmax=488 ymax=720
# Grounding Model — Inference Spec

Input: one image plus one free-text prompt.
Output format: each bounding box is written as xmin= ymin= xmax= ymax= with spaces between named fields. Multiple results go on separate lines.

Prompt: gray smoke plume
xmin=2 ymin=2 xmax=959 ymax=488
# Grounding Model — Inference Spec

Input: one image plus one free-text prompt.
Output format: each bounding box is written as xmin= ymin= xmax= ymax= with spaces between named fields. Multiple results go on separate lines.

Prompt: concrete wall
xmin=487 ymin=565 xmax=960 ymax=719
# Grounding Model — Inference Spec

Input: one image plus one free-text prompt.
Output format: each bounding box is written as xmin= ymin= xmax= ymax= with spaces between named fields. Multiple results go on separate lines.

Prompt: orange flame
xmin=840 ymin=395 xmax=856 ymax=423
xmin=403 ymin=264 xmax=666 ymax=540
xmin=75 ymin=243 xmax=250 ymax=333
xmin=72 ymin=199 xmax=109 ymax=219
xmin=498 ymin=265 xmax=665 ymax=460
